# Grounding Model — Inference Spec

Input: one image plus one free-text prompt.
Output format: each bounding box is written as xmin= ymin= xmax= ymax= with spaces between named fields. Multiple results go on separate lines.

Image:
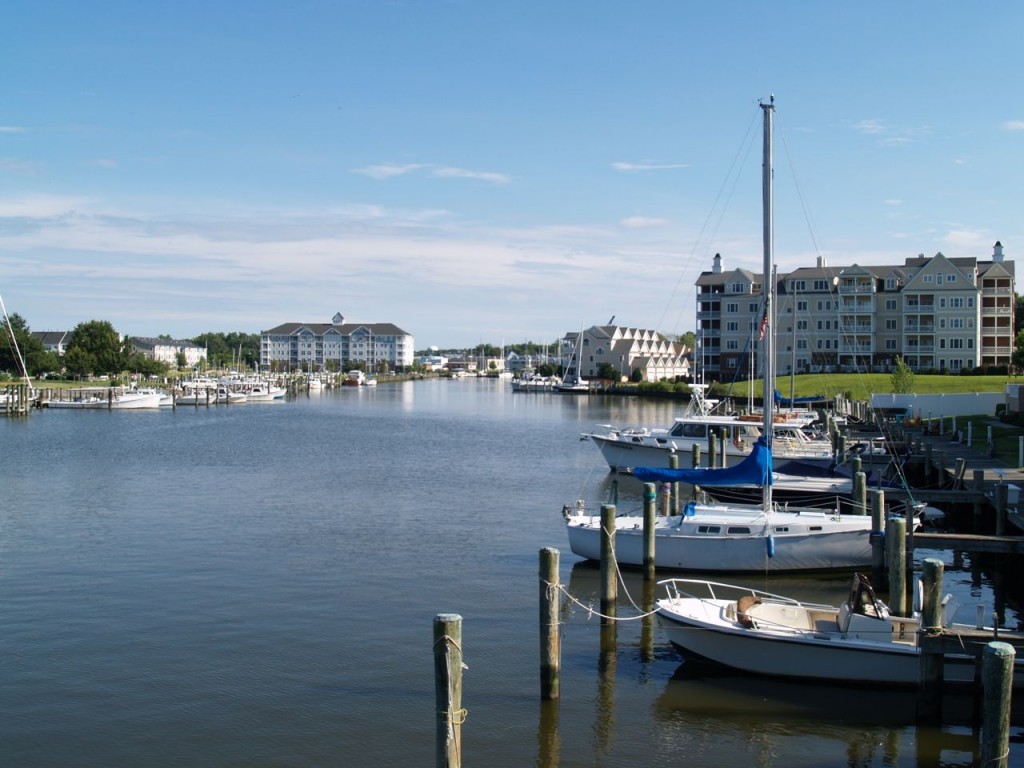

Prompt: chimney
xmin=816 ymin=255 xmax=826 ymax=268
xmin=712 ymin=253 xmax=722 ymax=274
xmin=993 ymin=241 xmax=1005 ymax=263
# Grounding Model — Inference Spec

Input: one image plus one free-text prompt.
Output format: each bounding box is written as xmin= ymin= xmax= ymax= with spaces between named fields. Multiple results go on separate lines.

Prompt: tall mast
xmin=761 ymin=96 xmax=775 ymax=508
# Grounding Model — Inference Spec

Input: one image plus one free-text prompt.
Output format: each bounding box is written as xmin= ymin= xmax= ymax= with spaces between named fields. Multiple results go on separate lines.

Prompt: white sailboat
xmin=563 ymin=98 xmax=883 ymax=573
xmin=556 ymin=327 xmax=589 ymax=393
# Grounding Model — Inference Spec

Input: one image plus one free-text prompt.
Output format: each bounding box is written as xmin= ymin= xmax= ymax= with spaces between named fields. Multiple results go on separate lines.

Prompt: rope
xmin=543 ymin=579 xmax=660 ymax=622
xmin=435 ymin=632 xmax=467 ymax=763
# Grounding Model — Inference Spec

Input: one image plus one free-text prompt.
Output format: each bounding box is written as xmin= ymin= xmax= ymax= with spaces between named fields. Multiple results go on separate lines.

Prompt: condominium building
xmin=562 ymin=325 xmax=690 ymax=382
xmin=695 ymin=243 xmax=1014 ymax=381
xmin=130 ymin=337 xmax=208 ymax=367
xmin=260 ymin=312 xmax=414 ymax=372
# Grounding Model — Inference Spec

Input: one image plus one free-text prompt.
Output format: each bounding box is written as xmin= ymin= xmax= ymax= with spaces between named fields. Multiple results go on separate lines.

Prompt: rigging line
xmin=776 ymin=114 xmax=824 ymax=262
xmin=656 ymin=105 xmax=762 ymax=337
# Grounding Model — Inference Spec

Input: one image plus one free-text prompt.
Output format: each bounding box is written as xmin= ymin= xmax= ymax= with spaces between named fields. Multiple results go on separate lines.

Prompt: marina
xmin=3 ymin=377 xmax=1024 ymax=766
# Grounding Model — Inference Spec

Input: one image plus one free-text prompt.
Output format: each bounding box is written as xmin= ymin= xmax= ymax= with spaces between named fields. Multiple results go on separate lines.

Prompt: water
xmin=2 ymin=379 xmax=1021 ymax=767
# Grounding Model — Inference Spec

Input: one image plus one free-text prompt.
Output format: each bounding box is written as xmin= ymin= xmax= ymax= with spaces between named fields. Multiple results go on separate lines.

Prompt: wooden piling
xmin=921 ymin=558 xmax=944 ymax=631
xmin=643 ymin=483 xmax=656 ymax=581
xmin=691 ymin=444 xmax=701 ymax=468
xmin=707 ymin=432 xmax=717 ymax=470
xmin=853 ymin=471 xmax=866 ymax=516
xmin=539 ymin=548 xmax=560 ymax=701
xmin=918 ymin=558 xmax=945 ymax=722
xmin=981 ymin=642 xmax=1015 ymax=768
xmin=599 ymin=504 xmax=617 ymax=622
xmin=886 ymin=516 xmax=907 ymax=616
xmin=668 ymin=453 xmax=680 ymax=515
xmin=995 ymin=483 xmax=1008 ymax=537
xmin=433 ymin=613 xmax=464 ymax=768
xmin=869 ymin=489 xmax=886 ymax=587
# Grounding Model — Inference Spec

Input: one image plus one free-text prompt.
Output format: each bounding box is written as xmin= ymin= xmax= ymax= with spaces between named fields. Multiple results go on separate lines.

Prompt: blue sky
xmin=3 ymin=2 xmax=1022 ymax=349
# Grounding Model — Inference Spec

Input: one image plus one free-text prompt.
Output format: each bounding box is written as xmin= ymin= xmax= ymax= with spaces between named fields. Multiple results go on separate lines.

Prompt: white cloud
xmin=612 ymin=161 xmax=688 ymax=172
xmin=87 ymin=159 xmax=119 ymax=169
xmin=350 ymin=163 xmax=427 ymax=179
xmin=620 ymin=216 xmax=669 ymax=229
xmin=350 ymin=162 xmax=510 ymax=184
xmin=0 ymin=126 xmax=27 ymax=133
xmin=1002 ymin=120 xmax=1024 ymax=131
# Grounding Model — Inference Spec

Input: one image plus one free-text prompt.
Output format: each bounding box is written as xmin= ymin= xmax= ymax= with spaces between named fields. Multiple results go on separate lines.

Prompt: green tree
xmin=0 ymin=312 xmax=44 ymax=377
xmin=67 ymin=320 xmax=125 ymax=376
xmin=890 ymin=355 xmax=914 ymax=394
xmin=1012 ymin=329 xmax=1024 ymax=372
xmin=63 ymin=346 xmax=96 ymax=378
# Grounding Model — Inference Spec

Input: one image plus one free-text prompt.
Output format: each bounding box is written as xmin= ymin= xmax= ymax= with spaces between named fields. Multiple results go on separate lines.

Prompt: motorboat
xmin=45 ymin=387 xmax=163 ymax=409
xmin=655 ymin=573 xmax=1024 ymax=687
xmin=584 ymin=383 xmax=834 ymax=472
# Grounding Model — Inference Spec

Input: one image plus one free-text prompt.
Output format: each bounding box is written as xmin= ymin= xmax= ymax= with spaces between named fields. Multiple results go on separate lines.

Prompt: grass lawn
xmin=715 ymin=373 xmax=1016 ymax=401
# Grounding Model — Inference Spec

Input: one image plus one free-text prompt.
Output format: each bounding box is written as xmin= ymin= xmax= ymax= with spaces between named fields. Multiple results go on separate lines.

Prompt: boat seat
xmin=736 ymin=595 xmax=761 ymax=628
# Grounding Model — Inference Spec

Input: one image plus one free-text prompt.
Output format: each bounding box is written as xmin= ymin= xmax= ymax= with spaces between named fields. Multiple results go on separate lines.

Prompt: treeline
xmin=0 ymin=314 xmax=260 ymax=380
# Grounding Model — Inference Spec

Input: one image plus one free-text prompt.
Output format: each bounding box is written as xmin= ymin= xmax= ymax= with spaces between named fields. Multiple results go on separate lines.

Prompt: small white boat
xmin=655 ymin=573 xmax=1024 ymax=687
xmin=342 ymin=370 xmax=375 ymax=387
xmin=245 ymin=382 xmax=285 ymax=401
xmin=46 ymin=387 xmax=163 ymax=409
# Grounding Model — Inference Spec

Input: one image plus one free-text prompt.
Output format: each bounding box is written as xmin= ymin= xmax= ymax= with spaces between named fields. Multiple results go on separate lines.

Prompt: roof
xmin=262 ymin=322 xmax=411 ymax=336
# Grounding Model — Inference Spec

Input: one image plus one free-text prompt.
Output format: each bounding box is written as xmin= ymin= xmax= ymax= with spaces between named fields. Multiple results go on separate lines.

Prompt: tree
xmin=0 ymin=312 xmax=44 ymax=377
xmin=67 ymin=320 xmax=125 ymax=375
xmin=1012 ymin=329 xmax=1024 ymax=372
xmin=890 ymin=355 xmax=914 ymax=394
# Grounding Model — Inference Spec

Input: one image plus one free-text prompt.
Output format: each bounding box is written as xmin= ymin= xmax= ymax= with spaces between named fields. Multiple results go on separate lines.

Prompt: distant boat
xmin=557 ymin=327 xmax=590 ymax=393
xmin=343 ymin=370 xmax=375 ymax=387
xmin=46 ymin=387 xmax=163 ymax=410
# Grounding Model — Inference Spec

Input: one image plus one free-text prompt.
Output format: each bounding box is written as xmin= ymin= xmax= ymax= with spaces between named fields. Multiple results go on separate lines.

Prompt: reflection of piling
xmin=537 ymin=699 xmax=560 ymax=768
xmin=599 ymin=505 xmax=616 ymax=623
xmin=640 ymin=578 xmax=656 ymax=663
xmin=433 ymin=613 xmax=463 ymax=768
xmin=539 ymin=548 xmax=560 ymax=701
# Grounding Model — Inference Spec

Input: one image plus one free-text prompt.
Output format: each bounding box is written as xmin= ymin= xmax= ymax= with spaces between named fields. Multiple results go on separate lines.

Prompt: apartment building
xmin=695 ymin=243 xmax=1014 ymax=381
xmin=260 ymin=312 xmax=414 ymax=372
xmin=562 ymin=325 xmax=690 ymax=382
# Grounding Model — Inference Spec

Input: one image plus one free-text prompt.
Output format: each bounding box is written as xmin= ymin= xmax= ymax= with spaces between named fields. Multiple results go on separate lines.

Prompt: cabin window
xmin=697 ymin=526 xmax=721 ymax=534
xmin=809 ymin=526 xmax=823 ymax=531
xmin=774 ymin=526 xmax=790 ymax=533
xmin=727 ymin=527 xmax=752 ymax=534
xmin=680 ymin=423 xmax=708 ymax=438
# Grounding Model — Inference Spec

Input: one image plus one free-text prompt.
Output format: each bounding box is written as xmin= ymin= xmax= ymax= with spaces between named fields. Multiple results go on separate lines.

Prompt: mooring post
xmin=869 ymin=489 xmax=886 ymax=588
xmin=539 ymin=548 xmax=560 ymax=701
xmin=642 ymin=483 xmax=656 ymax=581
xmin=886 ymin=516 xmax=907 ymax=616
xmin=918 ymin=558 xmax=945 ymax=721
xmin=707 ymin=432 xmax=717 ymax=470
xmin=691 ymin=444 xmax=701 ymax=468
xmin=981 ymin=641 xmax=1015 ymax=768
xmin=853 ymin=471 xmax=866 ymax=516
xmin=974 ymin=469 xmax=986 ymax=533
xmin=599 ymin=504 xmax=617 ymax=622
xmin=995 ymin=483 xmax=1008 ymax=537
xmin=433 ymin=613 xmax=464 ymax=768
xmin=668 ymin=453 xmax=680 ymax=515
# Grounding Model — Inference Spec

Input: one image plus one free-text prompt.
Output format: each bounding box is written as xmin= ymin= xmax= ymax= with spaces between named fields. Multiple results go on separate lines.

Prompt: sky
xmin=3 ymin=2 xmax=1023 ymax=349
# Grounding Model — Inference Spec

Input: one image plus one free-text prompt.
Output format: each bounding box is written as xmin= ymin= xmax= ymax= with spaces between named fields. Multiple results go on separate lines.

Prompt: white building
xmin=696 ymin=243 xmax=1015 ymax=380
xmin=131 ymin=337 xmax=208 ymax=367
xmin=260 ymin=312 xmax=414 ymax=372
xmin=562 ymin=325 xmax=690 ymax=382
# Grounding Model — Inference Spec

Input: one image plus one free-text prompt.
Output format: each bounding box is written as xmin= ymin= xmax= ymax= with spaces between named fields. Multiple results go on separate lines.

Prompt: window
xmin=813 ymin=279 xmax=828 ymax=291
xmin=885 ymin=339 xmax=897 ymax=350
xmin=947 ymin=274 xmax=957 ymax=283
xmin=885 ymin=278 xmax=897 ymax=290
xmin=726 ymin=339 xmax=738 ymax=350
xmin=797 ymin=301 xmax=808 ymax=312
xmin=726 ymin=321 xmax=738 ymax=331
xmin=950 ymin=318 xmax=964 ymax=329
xmin=726 ymin=302 xmax=738 ymax=313
xmin=924 ymin=274 xmax=933 ymax=283
xmin=797 ymin=320 xmax=808 ymax=330
xmin=936 ymin=274 xmax=944 ymax=285
xmin=886 ymin=319 xmax=897 ymax=330
xmin=790 ymin=279 xmax=806 ymax=291
xmin=797 ymin=339 xmax=808 ymax=349
xmin=749 ymin=302 xmax=759 ymax=313
xmin=730 ymin=282 xmax=746 ymax=293
xmin=886 ymin=299 xmax=897 ymax=310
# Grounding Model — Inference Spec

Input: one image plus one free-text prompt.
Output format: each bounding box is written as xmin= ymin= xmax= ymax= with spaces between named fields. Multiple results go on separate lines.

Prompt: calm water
xmin=2 ymin=379 xmax=1021 ymax=767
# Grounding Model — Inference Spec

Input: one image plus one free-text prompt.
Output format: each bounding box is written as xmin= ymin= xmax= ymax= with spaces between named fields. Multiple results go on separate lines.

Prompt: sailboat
xmin=556 ymin=327 xmax=590 ymax=393
xmin=563 ymin=98 xmax=887 ymax=573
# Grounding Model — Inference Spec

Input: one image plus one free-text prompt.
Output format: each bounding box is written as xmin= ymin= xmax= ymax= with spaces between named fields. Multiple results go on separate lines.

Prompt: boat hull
xmin=565 ymin=510 xmax=873 ymax=572
xmin=657 ymin=599 xmax=1015 ymax=687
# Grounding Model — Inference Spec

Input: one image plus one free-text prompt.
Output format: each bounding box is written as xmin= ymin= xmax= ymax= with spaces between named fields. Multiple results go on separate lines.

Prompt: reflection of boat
xmin=655 ymin=573 xmax=1024 ymax=687
xmin=511 ymin=373 xmax=561 ymax=392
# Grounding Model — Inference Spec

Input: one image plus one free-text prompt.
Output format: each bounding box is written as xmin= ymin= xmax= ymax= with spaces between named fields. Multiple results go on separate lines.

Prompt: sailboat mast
xmin=761 ymin=96 xmax=775 ymax=508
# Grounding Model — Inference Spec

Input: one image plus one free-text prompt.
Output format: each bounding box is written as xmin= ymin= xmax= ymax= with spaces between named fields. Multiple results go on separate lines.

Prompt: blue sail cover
xmin=632 ymin=436 xmax=772 ymax=487
xmin=773 ymin=389 xmax=826 ymax=406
